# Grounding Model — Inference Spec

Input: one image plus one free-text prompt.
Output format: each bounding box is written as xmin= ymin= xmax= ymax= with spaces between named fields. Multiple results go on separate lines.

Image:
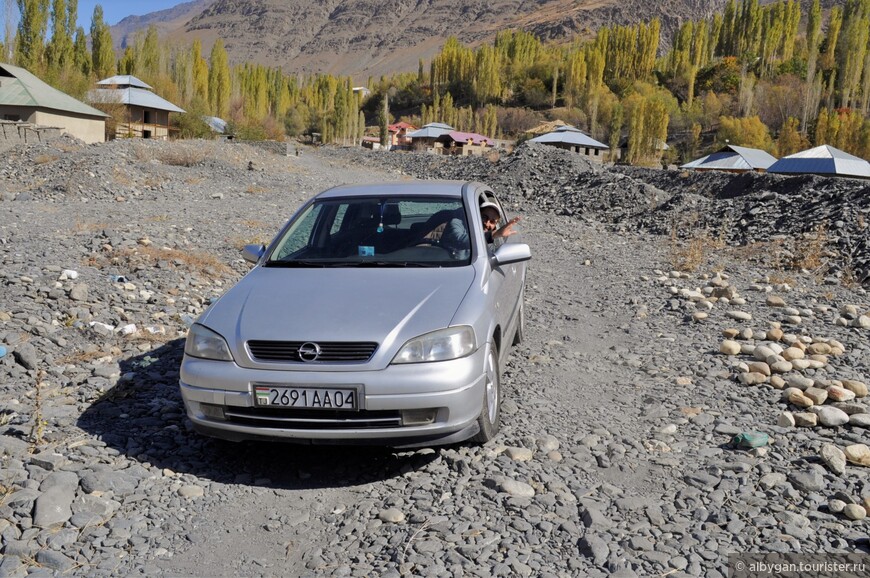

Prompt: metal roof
xmin=203 ymin=116 xmax=227 ymax=133
xmin=407 ymin=122 xmax=454 ymax=139
xmin=87 ymin=87 xmax=186 ymax=113
xmin=681 ymin=145 xmax=777 ymax=171
xmin=767 ymin=145 xmax=870 ymax=178
xmin=0 ymin=63 xmax=108 ymax=118
xmin=529 ymin=125 xmax=608 ymax=149
xmin=96 ymin=75 xmax=152 ymax=89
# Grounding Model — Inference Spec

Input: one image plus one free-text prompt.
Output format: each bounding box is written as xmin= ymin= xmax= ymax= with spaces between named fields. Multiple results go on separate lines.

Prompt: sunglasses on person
xmin=482 ymin=213 xmax=500 ymax=224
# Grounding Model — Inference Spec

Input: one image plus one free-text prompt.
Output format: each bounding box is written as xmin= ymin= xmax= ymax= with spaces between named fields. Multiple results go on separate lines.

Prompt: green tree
xmin=835 ymin=0 xmax=869 ymax=109
xmin=717 ymin=115 xmax=773 ymax=150
xmin=378 ymin=91 xmax=389 ymax=147
xmin=72 ymin=25 xmax=88 ymax=75
xmin=208 ymin=39 xmax=231 ymax=118
xmin=192 ymin=39 xmax=208 ymax=103
xmin=90 ymin=4 xmax=115 ymax=78
xmin=802 ymin=0 xmax=822 ymax=132
xmin=15 ymin=0 xmax=49 ymax=70
xmin=775 ymin=116 xmax=808 ymax=156
xmin=45 ymin=0 xmax=74 ymax=72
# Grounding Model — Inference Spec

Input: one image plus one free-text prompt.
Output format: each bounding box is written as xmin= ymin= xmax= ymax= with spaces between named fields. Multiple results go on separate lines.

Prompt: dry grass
xmin=112 ymin=167 xmax=132 ymax=187
xmin=241 ymin=219 xmax=269 ymax=228
xmin=30 ymin=371 xmax=48 ymax=451
xmin=229 ymin=234 xmax=270 ymax=250
xmin=57 ymin=349 xmax=111 ymax=365
xmin=34 ymin=154 xmax=58 ymax=164
xmin=766 ymin=273 xmax=796 ymax=286
xmin=790 ymin=224 xmax=829 ymax=272
xmin=142 ymin=175 xmax=164 ymax=188
xmin=53 ymin=140 xmax=83 ymax=153
xmin=245 ymin=184 xmax=269 ymax=194
xmin=87 ymin=245 xmax=232 ymax=277
xmin=73 ymin=220 xmax=111 ymax=234
xmin=146 ymin=214 xmax=170 ymax=223
xmin=134 ymin=142 xmax=207 ymax=167
xmin=669 ymin=229 xmax=725 ymax=272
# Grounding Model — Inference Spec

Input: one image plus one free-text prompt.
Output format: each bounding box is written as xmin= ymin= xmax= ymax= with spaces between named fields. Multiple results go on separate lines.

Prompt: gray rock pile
xmin=320 ymin=142 xmax=870 ymax=285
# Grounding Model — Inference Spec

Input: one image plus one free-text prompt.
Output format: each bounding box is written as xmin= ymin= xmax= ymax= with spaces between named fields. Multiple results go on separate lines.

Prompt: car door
xmin=479 ymin=191 xmax=523 ymax=347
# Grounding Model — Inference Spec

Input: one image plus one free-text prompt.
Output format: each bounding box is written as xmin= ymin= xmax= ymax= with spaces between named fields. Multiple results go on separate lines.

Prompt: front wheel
xmin=471 ymin=342 xmax=501 ymax=444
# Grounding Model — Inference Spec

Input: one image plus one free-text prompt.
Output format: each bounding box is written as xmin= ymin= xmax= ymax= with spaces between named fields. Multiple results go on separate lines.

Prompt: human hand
xmin=493 ymin=216 xmax=521 ymax=239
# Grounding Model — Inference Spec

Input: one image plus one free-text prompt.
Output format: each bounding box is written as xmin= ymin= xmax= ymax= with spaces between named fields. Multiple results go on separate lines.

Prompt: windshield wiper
xmin=346 ymin=261 xmax=435 ymax=268
xmin=265 ymin=260 xmax=332 ymax=268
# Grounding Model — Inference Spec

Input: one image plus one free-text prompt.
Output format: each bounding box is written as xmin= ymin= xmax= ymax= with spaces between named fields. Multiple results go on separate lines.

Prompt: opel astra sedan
xmin=179 ymin=181 xmax=530 ymax=447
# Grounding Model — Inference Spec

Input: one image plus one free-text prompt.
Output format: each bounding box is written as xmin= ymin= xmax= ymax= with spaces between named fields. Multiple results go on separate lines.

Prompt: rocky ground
xmin=1 ymin=137 xmax=869 ymax=577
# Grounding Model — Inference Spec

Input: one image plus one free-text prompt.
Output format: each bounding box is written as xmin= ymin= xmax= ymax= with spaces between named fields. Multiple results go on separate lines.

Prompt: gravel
xmin=1 ymin=136 xmax=869 ymax=577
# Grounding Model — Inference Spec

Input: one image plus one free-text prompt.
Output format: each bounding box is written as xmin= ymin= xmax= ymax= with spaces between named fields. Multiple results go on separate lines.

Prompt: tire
xmin=471 ymin=342 xmax=501 ymax=444
xmin=512 ymin=299 xmax=525 ymax=346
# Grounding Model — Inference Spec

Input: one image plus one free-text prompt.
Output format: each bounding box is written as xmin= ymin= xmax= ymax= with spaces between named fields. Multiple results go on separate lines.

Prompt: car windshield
xmin=266 ymin=196 xmax=471 ymax=267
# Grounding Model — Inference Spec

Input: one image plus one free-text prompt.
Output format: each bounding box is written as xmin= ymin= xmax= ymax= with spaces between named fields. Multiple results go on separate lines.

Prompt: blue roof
xmin=681 ymin=145 xmax=777 ymax=171
xmin=768 ymin=145 xmax=870 ymax=178
xmin=87 ymin=86 xmax=186 ymax=113
xmin=407 ymin=122 xmax=454 ymax=139
xmin=96 ymin=75 xmax=152 ymax=89
xmin=203 ymin=116 xmax=227 ymax=133
xmin=529 ymin=125 xmax=608 ymax=149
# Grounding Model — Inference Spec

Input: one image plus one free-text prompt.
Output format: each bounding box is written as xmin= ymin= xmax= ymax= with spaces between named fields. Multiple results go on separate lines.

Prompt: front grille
xmin=247 ymin=341 xmax=378 ymax=363
xmin=225 ymin=407 xmax=402 ymax=430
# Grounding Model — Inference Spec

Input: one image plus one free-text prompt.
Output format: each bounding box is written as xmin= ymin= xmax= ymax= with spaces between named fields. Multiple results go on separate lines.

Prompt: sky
xmin=76 ymin=1 xmax=184 ymax=29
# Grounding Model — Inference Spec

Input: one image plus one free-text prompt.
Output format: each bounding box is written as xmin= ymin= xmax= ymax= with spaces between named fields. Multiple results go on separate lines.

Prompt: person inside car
xmin=479 ymin=200 xmax=521 ymax=243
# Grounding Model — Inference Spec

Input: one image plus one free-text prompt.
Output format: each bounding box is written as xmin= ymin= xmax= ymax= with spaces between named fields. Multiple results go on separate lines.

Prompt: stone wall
xmin=0 ymin=121 xmax=63 ymax=153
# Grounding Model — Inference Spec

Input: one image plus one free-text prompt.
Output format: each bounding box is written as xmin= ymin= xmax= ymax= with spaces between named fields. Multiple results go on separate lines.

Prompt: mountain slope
xmin=111 ymin=0 xmax=215 ymax=49
xmin=168 ymin=0 xmax=732 ymax=79
xmin=117 ymin=0 xmax=840 ymax=81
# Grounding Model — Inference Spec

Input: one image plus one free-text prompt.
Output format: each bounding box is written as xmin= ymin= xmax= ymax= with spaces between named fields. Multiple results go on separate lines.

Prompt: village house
xmin=0 ymin=62 xmax=107 ymax=144
xmin=530 ymin=125 xmax=611 ymax=163
xmin=87 ymin=75 xmax=185 ymax=140
xmin=435 ymin=130 xmax=493 ymax=156
xmin=681 ymin=144 xmax=777 ymax=173
xmin=388 ymin=121 xmax=417 ymax=149
xmin=406 ymin=122 xmax=454 ymax=152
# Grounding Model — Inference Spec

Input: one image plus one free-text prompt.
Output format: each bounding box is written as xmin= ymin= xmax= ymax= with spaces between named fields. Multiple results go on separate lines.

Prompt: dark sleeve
xmin=441 ymin=218 xmax=470 ymax=251
xmin=484 ymin=230 xmax=493 ymax=244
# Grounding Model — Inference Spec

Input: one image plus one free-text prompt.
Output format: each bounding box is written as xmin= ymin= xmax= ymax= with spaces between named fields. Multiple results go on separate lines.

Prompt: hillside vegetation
xmin=3 ymin=0 xmax=869 ymax=164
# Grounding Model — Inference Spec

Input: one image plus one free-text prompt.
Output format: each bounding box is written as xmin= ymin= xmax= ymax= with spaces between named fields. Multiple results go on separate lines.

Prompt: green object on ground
xmin=731 ymin=431 xmax=769 ymax=449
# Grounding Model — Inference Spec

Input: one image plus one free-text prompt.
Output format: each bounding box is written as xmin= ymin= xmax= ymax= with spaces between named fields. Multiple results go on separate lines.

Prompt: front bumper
xmin=179 ymin=346 xmax=487 ymax=447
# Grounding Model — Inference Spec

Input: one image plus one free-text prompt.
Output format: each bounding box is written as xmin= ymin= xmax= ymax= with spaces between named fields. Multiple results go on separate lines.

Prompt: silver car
xmin=179 ymin=181 xmax=530 ymax=447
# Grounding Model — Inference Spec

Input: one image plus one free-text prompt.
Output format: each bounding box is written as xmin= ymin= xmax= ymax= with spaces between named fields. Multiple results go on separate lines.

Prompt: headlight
xmin=184 ymin=324 xmax=234 ymax=361
xmin=392 ymin=326 xmax=476 ymax=364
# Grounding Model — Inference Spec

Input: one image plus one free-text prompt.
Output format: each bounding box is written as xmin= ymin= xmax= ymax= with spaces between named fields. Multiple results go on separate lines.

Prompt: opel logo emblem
xmin=298 ymin=342 xmax=321 ymax=362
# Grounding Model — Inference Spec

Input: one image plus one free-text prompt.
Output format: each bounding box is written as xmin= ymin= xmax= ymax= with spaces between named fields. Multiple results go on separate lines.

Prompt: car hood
xmin=198 ymin=266 xmax=476 ymax=368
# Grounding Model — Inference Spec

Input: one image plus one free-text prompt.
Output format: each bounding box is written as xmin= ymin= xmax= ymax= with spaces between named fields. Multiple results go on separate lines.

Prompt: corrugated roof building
xmin=767 ymin=145 xmax=870 ymax=179
xmin=0 ymin=62 xmax=107 ymax=144
xmin=529 ymin=125 xmax=610 ymax=163
xmin=681 ymin=145 xmax=777 ymax=173
xmin=435 ymin=130 xmax=493 ymax=156
xmin=87 ymin=74 xmax=185 ymax=140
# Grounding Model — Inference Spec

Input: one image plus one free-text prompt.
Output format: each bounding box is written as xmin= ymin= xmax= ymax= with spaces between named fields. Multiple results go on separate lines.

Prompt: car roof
xmin=316 ymin=180 xmax=482 ymax=200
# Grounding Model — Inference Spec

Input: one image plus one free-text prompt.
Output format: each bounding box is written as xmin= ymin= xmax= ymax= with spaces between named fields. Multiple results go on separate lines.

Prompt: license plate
xmin=254 ymin=386 xmax=357 ymax=409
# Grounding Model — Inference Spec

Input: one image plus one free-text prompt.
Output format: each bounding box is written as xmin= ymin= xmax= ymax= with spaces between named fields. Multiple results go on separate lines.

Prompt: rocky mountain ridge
xmin=112 ymin=0 xmax=740 ymax=79
xmin=110 ymin=0 xmax=846 ymax=80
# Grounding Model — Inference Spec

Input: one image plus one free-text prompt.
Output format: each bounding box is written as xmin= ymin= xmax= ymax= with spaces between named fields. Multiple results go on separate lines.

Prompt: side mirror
xmin=492 ymin=243 xmax=531 ymax=266
xmin=242 ymin=244 xmax=266 ymax=264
